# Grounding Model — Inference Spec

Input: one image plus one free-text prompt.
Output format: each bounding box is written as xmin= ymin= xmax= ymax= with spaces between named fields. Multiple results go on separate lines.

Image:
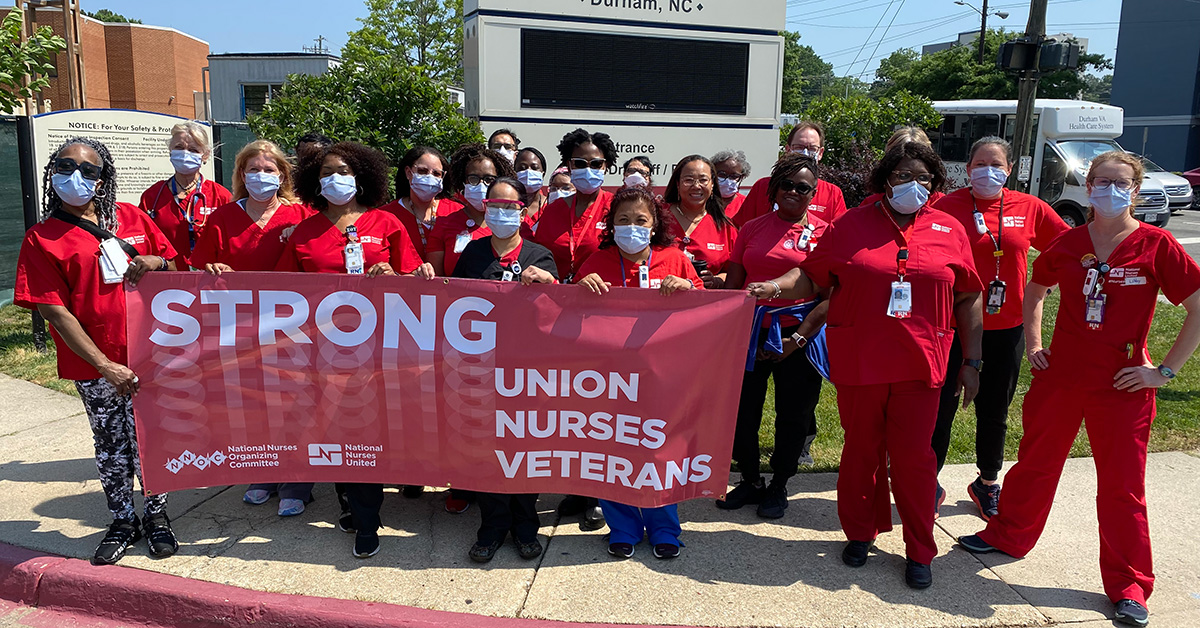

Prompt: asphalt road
xmin=1167 ymin=206 xmax=1200 ymax=261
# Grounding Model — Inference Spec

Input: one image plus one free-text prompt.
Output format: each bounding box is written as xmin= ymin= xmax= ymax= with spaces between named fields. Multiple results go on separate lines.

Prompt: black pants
xmin=477 ymin=493 xmax=540 ymax=544
xmin=732 ymin=326 xmax=823 ymax=484
xmin=932 ymin=325 xmax=1025 ymax=480
xmin=346 ymin=483 xmax=384 ymax=534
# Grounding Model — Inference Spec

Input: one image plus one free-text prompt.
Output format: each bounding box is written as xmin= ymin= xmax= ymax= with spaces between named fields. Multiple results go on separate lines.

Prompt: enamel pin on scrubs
xmin=344 ymin=225 xmax=365 ymax=275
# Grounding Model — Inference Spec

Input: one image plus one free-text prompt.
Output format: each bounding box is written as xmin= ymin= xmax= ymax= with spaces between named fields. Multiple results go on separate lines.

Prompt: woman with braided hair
xmin=15 ymin=137 xmax=180 ymax=566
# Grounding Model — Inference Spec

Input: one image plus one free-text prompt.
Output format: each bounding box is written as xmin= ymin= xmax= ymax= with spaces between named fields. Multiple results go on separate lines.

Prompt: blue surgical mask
xmin=718 ymin=176 xmax=740 ymax=199
xmin=1090 ymin=185 xmax=1133 ymax=218
xmin=170 ymin=149 xmax=204 ymax=175
xmin=887 ymin=181 xmax=930 ymax=215
xmin=548 ymin=188 xmax=574 ymax=205
xmin=485 ymin=206 xmax=523 ymax=239
xmin=410 ymin=173 xmax=443 ymax=202
xmin=517 ymin=169 xmax=544 ymax=194
xmin=463 ymin=183 xmax=488 ymax=210
xmin=970 ymin=166 xmax=1008 ymax=199
xmin=614 ymin=224 xmax=652 ymax=255
xmin=244 ymin=172 xmax=280 ymax=202
xmin=320 ymin=174 xmax=357 ymax=206
xmin=571 ymin=168 xmax=606 ymax=194
xmin=51 ymin=171 xmax=97 ymax=206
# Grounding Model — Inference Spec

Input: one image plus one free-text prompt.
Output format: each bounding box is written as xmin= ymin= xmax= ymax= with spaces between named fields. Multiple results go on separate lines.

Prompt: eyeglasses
xmin=465 ymin=174 xmax=498 ymax=186
xmin=482 ymin=199 xmax=526 ymax=210
xmin=680 ymin=176 xmax=711 ymax=187
xmin=1092 ymin=177 xmax=1136 ymax=191
xmin=490 ymin=142 xmax=517 ymax=152
xmin=624 ymin=167 xmax=651 ymax=178
xmin=717 ymin=172 xmax=746 ymax=182
xmin=779 ymin=179 xmax=815 ymax=195
xmin=788 ymin=145 xmax=821 ymax=154
xmin=55 ymin=157 xmax=102 ymax=181
xmin=890 ymin=171 xmax=934 ymax=185
xmin=413 ymin=165 xmax=444 ymax=178
xmin=570 ymin=158 xmax=606 ymax=170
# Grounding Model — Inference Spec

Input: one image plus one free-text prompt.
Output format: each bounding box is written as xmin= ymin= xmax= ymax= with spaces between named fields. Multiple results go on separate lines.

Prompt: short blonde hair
xmin=169 ymin=121 xmax=213 ymax=158
xmin=885 ymin=126 xmax=932 ymax=153
xmin=1086 ymin=150 xmax=1143 ymax=221
xmin=231 ymin=140 xmax=297 ymax=203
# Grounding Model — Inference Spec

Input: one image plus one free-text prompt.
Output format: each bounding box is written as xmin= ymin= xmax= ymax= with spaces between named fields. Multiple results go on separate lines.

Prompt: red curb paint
xmin=0 ymin=543 xmax=67 ymax=606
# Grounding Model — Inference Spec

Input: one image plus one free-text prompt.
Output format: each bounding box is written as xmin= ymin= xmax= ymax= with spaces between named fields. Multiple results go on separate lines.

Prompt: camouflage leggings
xmin=75 ymin=377 xmax=167 ymax=521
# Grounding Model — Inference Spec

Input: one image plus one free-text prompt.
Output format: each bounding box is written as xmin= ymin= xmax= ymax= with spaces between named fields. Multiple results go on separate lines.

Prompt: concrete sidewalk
xmin=1 ymin=373 xmax=1197 ymax=628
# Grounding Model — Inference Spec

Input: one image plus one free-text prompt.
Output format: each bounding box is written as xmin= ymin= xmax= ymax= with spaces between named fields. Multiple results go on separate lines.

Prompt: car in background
xmin=1133 ymin=175 xmax=1171 ymax=228
xmin=1182 ymin=166 xmax=1200 ymax=208
xmin=1138 ymin=156 xmax=1193 ymax=213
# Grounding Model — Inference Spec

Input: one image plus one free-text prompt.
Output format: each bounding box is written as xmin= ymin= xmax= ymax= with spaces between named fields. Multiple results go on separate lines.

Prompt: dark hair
xmin=867 ymin=142 xmax=948 ymax=195
xmin=597 ymin=186 xmax=673 ymax=250
xmin=767 ymin=153 xmax=821 ymax=207
xmin=786 ymin=120 xmax=826 ymax=147
xmin=556 ymin=128 xmax=619 ymax=170
xmin=396 ymin=145 xmax=450 ymax=199
xmin=296 ymin=141 xmax=392 ymax=211
xmin=622 ymin=156 xmax=654 ymax=187
xmin=42 ymin=137 xmax=119 ymax=231
xmin=662 ymin=154 xmax=732 ymax=228
xmin=968 ymin=136 xmax=1012 ymax=165
xmin=445 ymin=143 xmax=517 ymax=196
xmin=488 ymin=128 xmax=520 ymax=148
xmin=296 ymin=132 xmax=333 ymax=148
xmin=516 ymin=147 xmax=547 ymax=172
xmin=486 ymin=176 xmax=527 ymax=199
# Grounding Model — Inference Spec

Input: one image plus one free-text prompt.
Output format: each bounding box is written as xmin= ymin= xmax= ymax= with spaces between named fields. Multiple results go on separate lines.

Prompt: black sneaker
xmin=338 ymin=510 xmax=356 ymax=533
xmin=968 ymin=477 xmax=1001 ymax=521
xmin=956 ymin=534 xmax=999 ymax=554
xmin=934 ymin=484 xmax=946 ymax=520
xmin=842 ymin=540 xmax=873 ymax=567
xmin=469 ymin=539 xmax=502 ymax=563
xmin=92 ymin=517 xmax=142 ymax=565
xmin=401 ymin=485 xmax=424 ymax=498
xmin=652 ymin=543 xmax=680 ymax=559
xmin=756 ymin=482 xmax=788 ymax=519
xmin=143 ymin=513 xmax=178 ymax=558
xmin=1113 ymin=599 xmax=1150 ymax=626
xmin=715 ymin=477 xmax=766 ymax=510
xmin=516 ymin=538 xmax=543 ymax=560
xmin=353 ymin=531 xmax=380 ymax=558
xmin=607 ymin=542 xmax=635 ymax=559
xmin=905 ymin=559 xmax=932 ymax=589
xmin=581 ymin=505 xmax=606 ymax=531
xmin=557 ymin=494 xmax=588 ymax=517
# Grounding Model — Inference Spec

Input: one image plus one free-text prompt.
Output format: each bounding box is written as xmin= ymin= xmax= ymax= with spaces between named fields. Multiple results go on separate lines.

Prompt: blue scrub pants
xmin=598 ymin=500 xmax=682 ymax=546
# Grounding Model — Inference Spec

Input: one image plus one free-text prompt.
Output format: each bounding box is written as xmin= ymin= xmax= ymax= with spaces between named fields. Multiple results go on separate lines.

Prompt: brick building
xmin=1 ymin=8 xmax=209 ymax=118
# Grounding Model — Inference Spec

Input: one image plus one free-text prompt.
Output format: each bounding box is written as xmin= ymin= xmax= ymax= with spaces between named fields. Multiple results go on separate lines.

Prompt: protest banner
xmin=127 ymin=272 xmax=754 ymax=507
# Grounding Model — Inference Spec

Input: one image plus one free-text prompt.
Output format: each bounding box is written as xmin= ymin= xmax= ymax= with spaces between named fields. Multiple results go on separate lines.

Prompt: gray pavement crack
xmin=933 ymin=519 xmax=1053 ymax=626
xmin=514 ymin=507 xmax=563 ymax=619
xmin=0 ymin=412 xmax=84 ymax=438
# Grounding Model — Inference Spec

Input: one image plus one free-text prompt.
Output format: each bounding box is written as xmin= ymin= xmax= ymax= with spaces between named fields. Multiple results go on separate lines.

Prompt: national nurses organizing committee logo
xmin=308 ymin=444 xmax=343 ymax=466
xmin=164 ymin=449 xmax=227 ymax=474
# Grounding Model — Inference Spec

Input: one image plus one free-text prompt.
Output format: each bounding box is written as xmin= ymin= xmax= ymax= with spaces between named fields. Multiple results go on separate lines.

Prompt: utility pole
xmin=1010 ymin=0 xmax=1047 ymax=193
xmin=977 ymin=0 xmax=988 ymax=65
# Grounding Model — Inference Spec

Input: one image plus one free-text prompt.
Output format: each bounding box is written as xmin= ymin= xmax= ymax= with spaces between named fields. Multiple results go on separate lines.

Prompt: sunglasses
xmin=779 ymin=179 xmax=815 ymax=195
xmin=570 ymin=158 xmax=606 ymax=170
xmin=55 ymin=157 xmax=102 ymax=181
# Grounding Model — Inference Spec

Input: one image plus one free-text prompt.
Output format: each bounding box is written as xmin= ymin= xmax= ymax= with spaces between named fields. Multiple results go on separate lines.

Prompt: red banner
xmin=127 ymin=272 xmax=754 ymax=507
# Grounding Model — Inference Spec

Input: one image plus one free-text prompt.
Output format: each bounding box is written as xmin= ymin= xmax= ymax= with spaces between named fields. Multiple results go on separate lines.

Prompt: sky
xmin=84 ymin=0 xmax=1123 ymax=79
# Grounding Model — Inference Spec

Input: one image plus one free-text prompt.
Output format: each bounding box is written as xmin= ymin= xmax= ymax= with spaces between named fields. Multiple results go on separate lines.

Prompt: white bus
xmin=929 ymin=99 xmax=1170 ymax=228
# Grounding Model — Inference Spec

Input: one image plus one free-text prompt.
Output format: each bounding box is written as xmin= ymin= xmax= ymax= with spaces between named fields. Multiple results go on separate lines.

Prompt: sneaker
xmin=607 ymin=542 xmax=635 ymax=559
xmin=445 ymin=494 xmax=471 ymax=514
xmin=143 ymin=513 xmax=178 ymax=558
xmin=1113 ymin=599 xmax=1150 ymax=627
xmin=557 ymin=494 xmax=589 ymax=517
xmin=715 ymin=477 xmax=766 ymax=510
xmin=798 ymin=434 xmax=817 ymax=466
xmin=516 ymin=538 xmax=543 ymax=560
xmin=968 ymin=477 xmax=1001 ymax=521
xmin=469 ymin=540 xmax=502 ymax=563
xmin=337 ymin=510 xmax=356 ymax=533
xmin=243 ymin=489 xmax=272 ymax=505
xmin=905 ymin=559 xmax=932 ymax=589
xmin=401 ymin=485 xmax=424 ymax=498
xmin=934 ymin=484 xmax=946 ymax=520
xmin=956 ymin=534 xmax=999 ymax=554
xmin=757 ymin=482 xmax=789 ymax=519
xmin=92 ymin=517 xmax=142 ymax=565
xmin=652 ymin=543 xmax=680 ymax=559
xmin=278 ymin=498 xmax=306 ymax=517
xmin=841 ymin=540 xmax=873 ymax=567
xmin=353 ymin=531 xmax=380 ymax=558
xmin=581 ymin=505 xmax=606 ymax=531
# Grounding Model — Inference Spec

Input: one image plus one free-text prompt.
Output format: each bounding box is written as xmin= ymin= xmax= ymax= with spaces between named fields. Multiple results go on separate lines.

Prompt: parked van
xmin=929 ymin=99 xmax=1171 ymax=228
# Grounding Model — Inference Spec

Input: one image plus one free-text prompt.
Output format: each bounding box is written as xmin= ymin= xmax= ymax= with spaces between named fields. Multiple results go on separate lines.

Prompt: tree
xmin=781 ymin=30 xmax=836 ymax=113
xmin=343 ymin=0 xmax=463 ymax=85
xmin=1080 ymin=74 xmax=1112 ymax=104
xmin=0 ymin=8 xmax=66 ymax=114
xmin=84 ymin=9 xmax=142 ymax=24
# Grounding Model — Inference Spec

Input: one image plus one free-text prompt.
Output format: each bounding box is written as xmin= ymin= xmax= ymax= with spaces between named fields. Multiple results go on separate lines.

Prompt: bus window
xmin=1002 ymin=114 xmax=1039 ymax=146
xmin=1039 ymin=143 xmax=1066 ymax=204
xmin=932 ymin=114 xmax=1000 ymax=164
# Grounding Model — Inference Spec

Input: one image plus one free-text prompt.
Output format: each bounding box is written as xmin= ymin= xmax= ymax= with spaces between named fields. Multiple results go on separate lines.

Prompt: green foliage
xmin=344 ymin=0 xmax=463 ymax=85
xmin=84 ymin=9 xmax=142 ymax=24
xmin=0 ymin=8 xmax=66 ymax=114
xmin=1081 ymin=73 xmax=1113 ymax=105
xmin=781 ymin=30 xmax=837 ymax=113
xmin=803 ymin=90 xmax=941 ymax=159
xmin=871 ymin=29 xmax=1113 ymax=101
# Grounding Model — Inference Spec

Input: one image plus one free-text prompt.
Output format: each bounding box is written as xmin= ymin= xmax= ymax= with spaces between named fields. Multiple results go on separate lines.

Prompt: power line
xmin=821 ymin=12 xmax=973 ymax=60
xmin=856 ymin=0 xmax=908 ymax=79
xmin=843 ymin=0 xmax=895 ymax=81
xmin=787 ymin=0 xmax=895 ymax=21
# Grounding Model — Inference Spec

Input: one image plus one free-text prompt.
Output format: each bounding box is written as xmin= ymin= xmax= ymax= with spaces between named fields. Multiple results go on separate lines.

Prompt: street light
xmin=955 ymin=0 xmax=1010 ymax=64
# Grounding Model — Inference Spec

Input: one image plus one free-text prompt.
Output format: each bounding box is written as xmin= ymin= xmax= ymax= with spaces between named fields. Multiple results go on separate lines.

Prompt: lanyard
xmin=972 ymin=191 xmax=1005 ymax=281
xmin=879 ymin=203 xmax=916 ymax=280
xmin=404 ymin=198 xmax=437 ymax=247
xmin=568 ymin=194 xmax=600 ymax=275
xmin=167 ymin=176 xmax=207 ymax=226
xmin=617 ymin=250 xmax=652 ymax=287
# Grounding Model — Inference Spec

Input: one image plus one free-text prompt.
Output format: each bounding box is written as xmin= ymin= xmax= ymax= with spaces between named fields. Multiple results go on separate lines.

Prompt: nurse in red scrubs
xmin=426 ymin=143 xmax=516 ymax=277
xmin=750 ymin=142 xmax=984 ymax=589
xmin=711 ymin=149 xmax=751 ymax=219
xmin=379 ymin=146 xmax=460 ymax=261
xmin=958 ymin=151 xmax=1200 ymax=628
xmin=515 ymin=147 xmax=549 ymax=224
xmin=138 ymin=121 xmax=231 ymax=268
xmin=662 ymin=155 xmax=738 ymax=289
xmin=735 ymin=121 xmax=847 ymax=227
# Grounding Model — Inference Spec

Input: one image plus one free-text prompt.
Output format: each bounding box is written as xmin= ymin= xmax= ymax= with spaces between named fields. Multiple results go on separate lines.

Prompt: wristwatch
xmin=963 ymin=358 xmax=982 ymax=371
xmin=791 ymin=332 xmax=808 ymax=348
xmin=1157 ymin=364 xmax=1177 ymax=380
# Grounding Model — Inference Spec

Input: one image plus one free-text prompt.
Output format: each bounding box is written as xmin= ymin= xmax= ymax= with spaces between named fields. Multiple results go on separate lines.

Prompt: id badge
xmin=1082 ymin=268 xmax=1100 ymax=296
xmin=973 ymin=211 xmax=988 ymax=235
xmin=887 ymin=281 xmax=913 ymax=319
xmin=501 ymin=270 xmax=514 ymax=282
xmin=344 ymin=242 xmax=365 ymax=275
xmin=99 ymin=238 xmax=130 ymax=284
xmin=797 ymin=225 xmax=814 ymax=249
xmin=1085 ymin=294 xmax=1106 ymax=329
xmin=986 ymin=279 xmax=1007 ymax=314
xmin=453 ymin=231 xmax=471 ymax=254
xmin=638 ymin=265 xmax=650 ymax=289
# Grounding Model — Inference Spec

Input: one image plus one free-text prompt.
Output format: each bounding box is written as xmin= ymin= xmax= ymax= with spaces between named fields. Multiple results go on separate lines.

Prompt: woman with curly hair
xmin=746 ymin=142 xmax=984 ymax=589
xmin=426 ymin=143 xmax=517 ymax=276
xmin=15 ymin=137 xmax=179 ymax=566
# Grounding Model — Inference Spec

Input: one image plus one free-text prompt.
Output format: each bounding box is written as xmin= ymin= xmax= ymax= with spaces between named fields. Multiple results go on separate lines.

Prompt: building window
xmin=241 ymin=84 xmax=283 ymax=119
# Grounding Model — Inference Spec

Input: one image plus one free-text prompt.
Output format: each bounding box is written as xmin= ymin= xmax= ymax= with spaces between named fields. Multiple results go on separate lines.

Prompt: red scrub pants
xmin=836 ymin=380 xmax=941 ymax=565
xmin=978 ymin=377 xmax=1156 ymax=605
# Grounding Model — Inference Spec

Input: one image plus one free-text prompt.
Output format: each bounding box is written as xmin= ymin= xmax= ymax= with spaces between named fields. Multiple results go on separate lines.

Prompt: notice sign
xmin=128 ymin=272 xmax=754 ymax=507
xmin=30 ymin=109 xmax=215 ymax=206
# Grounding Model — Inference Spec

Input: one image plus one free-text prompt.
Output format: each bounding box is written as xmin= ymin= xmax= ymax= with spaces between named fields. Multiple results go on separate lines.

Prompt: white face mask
xmin=791 ymin=147 xmax=822 ymax=162
xmin=410 ymin=173 xmax=443 ymax=202
xmin=244 ymin=172 xmax=281 ymax=202
xmin=548 ymin=188 xmax=575 ymax=205
xmin=170 ymin=149 xmax=204 ymax=175
xmin=495 ymin=147 xmax=516 ymax=163
xmin=887 ymin=181 xmax=929 ymax=215
xmin=717 ymin=176 xmax=740 ymax=199
xmin=1090 ymin=185 xmax=1134 ymax=218
xmin=614 ymin=224 xmax=652 ymax=255
xmin=320 ymin=173 xmax=357 ymax=206
xmin=517 ymin=169 xmax=544 ymax=194
xmin=623 ymin=172 xmax=648 ymax=189
xmin=485 ymin=206 xmax=523 ymax=239
xmin=970 ymin=166 xmax=1008 ymax=199
xmin=463 ymin=182 xmax=488 ymax=210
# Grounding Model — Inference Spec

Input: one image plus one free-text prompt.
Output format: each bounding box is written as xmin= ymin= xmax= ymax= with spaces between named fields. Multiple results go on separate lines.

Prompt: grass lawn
xmin=0 ymin=305 xmax=76 ymax=396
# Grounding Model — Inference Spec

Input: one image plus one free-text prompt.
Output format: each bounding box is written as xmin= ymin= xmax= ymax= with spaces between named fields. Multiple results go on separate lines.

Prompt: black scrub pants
xmin=932 ymin=325 xmax=1025 ymax=480
xmin=477 ymin=493 xmax=540 ymax=545
xmin=346 ymin=483 xmax=384 ymax=534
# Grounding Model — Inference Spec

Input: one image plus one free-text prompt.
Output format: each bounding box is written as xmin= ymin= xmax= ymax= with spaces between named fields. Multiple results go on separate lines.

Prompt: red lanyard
xmin=879 ymin=203 xmax=916 ymax=280
xmin=617 ymin=250 xmax=652 ymax=287
xmin=568 ymin=194 xmax=600 ymax=274
xmin=972 ymin=191 xmax=1005 ymax=281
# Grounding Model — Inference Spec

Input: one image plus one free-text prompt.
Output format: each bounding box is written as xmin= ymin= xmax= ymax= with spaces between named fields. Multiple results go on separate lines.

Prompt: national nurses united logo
xmin=164 ymin=449 xmax=227 ymax=475
xmin=308 ymin=444 xmax=343 ymax=466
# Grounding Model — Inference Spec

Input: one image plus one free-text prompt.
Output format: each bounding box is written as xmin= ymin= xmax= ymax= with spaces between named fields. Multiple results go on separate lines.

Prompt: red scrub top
xmin=427 ymin=206 xmax=492 ymax=276
xmin=379 ymin=197 xmax=463 ymax=261
xmin=532 ymin=190 xmax=614 ymax=280
xmin=575 ymin=245 xmax=703 ymax=290
xmin=732 ymin=211 xmax=829 ymax=324
xmin=735 ymin=177 xmax=847 ymax=228
xmin=667 ymin=210 xmax=739 ymax=274
xmin=934 ymin=188 xmax=1069 ymax=330
xmin=722 ymin=194 xmax=746 ymax=220
xmin=190 ymin=200 xmax=311 ymax=271
xmin=1030 ymin=224 xmax=1200 ymax=387
xmin=138 ymin=177 xmax=232 ymax=268
xmin=800 ymin=202 xmax=983 ymax=388
xmin=275 ymin=209 xmax=422 ymax=274
xmin=14 ymin=203 xmax=177 ymax=381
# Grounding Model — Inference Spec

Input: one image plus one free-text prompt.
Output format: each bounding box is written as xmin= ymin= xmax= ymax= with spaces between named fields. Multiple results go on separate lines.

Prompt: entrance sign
xmin=128 ymin=272 xmax=754 ymax=507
